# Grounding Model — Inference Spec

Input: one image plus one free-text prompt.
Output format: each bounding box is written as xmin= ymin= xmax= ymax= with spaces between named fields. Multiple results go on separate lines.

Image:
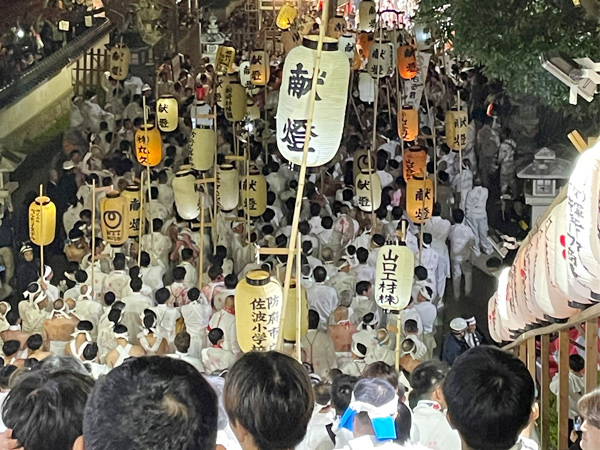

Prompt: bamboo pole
xmin=38 ymin=185 xmax=44 ymax=283
xmin=198 ymin=191 xmax=205 ymax=289
xmin=584 ymin=318 xmax=599 ymax=393
xmin=557 ymin=329 xmax=569 ymax=450
xmin=368 ymin=16 xmax=383 ymax=234
xmin=424 ymin=81 xmax=437 ymax=201
xmin=458 ymin=90 xmax=464 ymax=208
xmin=91 ymin=180 xmax=96 ymax=296
xmin=137 ymin=172 xmax=145 ymax=267
xmin=540 ymin=334 xmax=551 ymax=449
xmin=295 ymin=231 xmax=302 ymax=362
xmin=142 ymin=95 xmax=154 ymax=254
xmin=395 ymin=221 xmax=406 ymax=372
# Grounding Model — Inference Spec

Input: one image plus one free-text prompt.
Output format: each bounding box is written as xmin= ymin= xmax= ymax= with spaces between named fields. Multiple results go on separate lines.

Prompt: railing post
xmin=527 ymin=336 xmax=536 ymax=381
xmin=540 ymin=334 xmax=550 ymax=449
xmin=558 ymin=329 xmax=570 ymax=450
xmin=584 ymin=319 xmax=599 ymax=393
xmin=518 ymin=341 xmax=527 ymax=365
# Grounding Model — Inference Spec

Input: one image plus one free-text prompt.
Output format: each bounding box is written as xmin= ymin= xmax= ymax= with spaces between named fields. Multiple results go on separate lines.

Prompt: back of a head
xmin=3 ymin=340 xmax=20 ymax=357
xmin=82 ymin=342 xmax=99 ymax=362
xmin=27 ymin=334 xmax=43 ymax=351
xmin=331 ymin=374 xmax=358 ymax=415
xmin=140 ymin=251 xmax=151 ymax=267
xmin=361 ymin=362 xmax=399 ymax=390
xmin=0 ymin=365 xmax=17 ymax=389
xmin=173 ymin=266 xmax=186 ymax=282
xmin=308 ymin=310 xmax=320 ymax=330
xmin=113 ymin=254 xmax=126 ymax=271
xmin=452 ymin=208 xmax=465 ymax=224
xmin=357 ymin=247 xmax=369 ymax=263
xmin=6 ymin=310 xmax=19 ymax=326
xmin=83 ymin=356 xmax=218 ymax=450
xmin=75 ymin=270 xmax=88 ymax=283
xmin=130 ymin=277 xmax=143 ymax=292
xmin=313 ymin=266 xmax=327 ymax=283
xmin=155 ymin=288 xmax=170 ymax=305
xmin=208 ymin=328 xmax=224 ymax=346
xmin=414 ymin=265 xmax=428 ymax=281
xmin=224 ymin=351 xmax=314 ymax=450
xmin=394 ymin=402 xmax=412 ymax=445
xmin=353 ymin=377 xmax=396 ymax=408
xmin=409 ymin=360 xmax=450 ymax=406
xmin=174 ymin=331 xmax=191 ymax=353
xmin=443 ymin=346 xmax=535 ymax=450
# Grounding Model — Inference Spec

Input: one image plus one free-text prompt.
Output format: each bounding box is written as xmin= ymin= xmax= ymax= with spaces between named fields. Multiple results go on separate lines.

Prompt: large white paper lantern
xmin=276 ymin=36 xmax=350 ymax=167
xmin=367 ymin=39 xmax=392 ymax=79
xmin=216 ymin=164 xmax=239 ymax=212
xmin=190 ymin=127 xmax=215 ymax=172
xmin=355 ymin=168 xmax=381 ymax=212
xmin=173 ymin=169 xmax=200 ymax=220
xmin=375 ymin=245 xmax=414 ymax=311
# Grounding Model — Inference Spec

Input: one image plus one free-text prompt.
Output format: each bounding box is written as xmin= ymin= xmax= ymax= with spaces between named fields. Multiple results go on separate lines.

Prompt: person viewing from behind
xmin=577 ymin=387 xmax=600 ymax=450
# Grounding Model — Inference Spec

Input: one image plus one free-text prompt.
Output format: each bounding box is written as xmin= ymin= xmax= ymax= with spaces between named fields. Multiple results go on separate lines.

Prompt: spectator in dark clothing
xmin=442 ymin=317 xmax=470 ymax=366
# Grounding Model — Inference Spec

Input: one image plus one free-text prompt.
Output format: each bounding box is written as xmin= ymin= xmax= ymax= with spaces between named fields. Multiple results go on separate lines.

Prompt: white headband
xmin=114 ymin=331 xmax=129 ymax=340
xmin=71 ymin=329 xmax=92 ymax=342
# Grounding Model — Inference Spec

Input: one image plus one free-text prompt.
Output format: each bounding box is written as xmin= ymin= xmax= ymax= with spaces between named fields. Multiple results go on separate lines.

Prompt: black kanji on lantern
xmin=282 ymin=119 xmax=317 ymax=152
xmin=288 ymin=63 xmax=326 ymax=100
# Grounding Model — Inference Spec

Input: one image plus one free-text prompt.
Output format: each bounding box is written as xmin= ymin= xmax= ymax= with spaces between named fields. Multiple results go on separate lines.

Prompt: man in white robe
xmin=465 ymin=180 xmax=494 ymax=255
xmin=300 ymin=310 xmax=338 ymax=380
xmin=307 ymin=267 xmax=339 ymax=331
xmin=208 ymin=296 xmax=240 ymax=357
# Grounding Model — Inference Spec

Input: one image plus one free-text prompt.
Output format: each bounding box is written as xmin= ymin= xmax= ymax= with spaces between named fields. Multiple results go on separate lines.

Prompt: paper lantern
xmin=375 ymin=245 xmax=414 ymax=311
xmin=108 ymin=44 xmax=130 ymax=81
xmin=445 ymin=109 xmax=468 ymax=152
xmin=242 ymin=169 xmax=267 ymax=217
xmin=215 ymin=46 xmax=235 ymax=75
xmin=122 ymin=184 xmax=143 ymax=238
xmin=224 ymin=82 xmax=247 ymax=122
xmin=356 ymin=32 xmax=372 ymax=62
xmin=338 ymin=34 xmax=356 ymax=60
xmin=328 ymin=16 xmax=346 ymax=39
xmin=100 ymin=191 xmax=128 ymax=246
xmin=281 ymin=29 xmax=301 ymax=54
xmin=387 ymin=41 xmax=396 ymax=77
xmin=355 ymin=168 xmax=382 ymax=212
xmin=156 ymin=95 xmax=178 ymax=132
xmin=29 ymin=196 xmax=56 ymax=246
xmin=358 ymin=71 xmax=375 ymax=103
xmin=235 ymin=270 xmax=283 ymax=352
xmin=249 ymin=50 xmax=270 ymax=86
xmin=276 ymin=3 xmax=297 ymax=30
xmin=403 ymin=146 xmax=427 ymax=181
xmin=298 ymin=15 xmax=315 ymax=35
xmin=239 ymin=61 xmax=252 ymax=89
xmin=358 ymin=0 xmax=377 ymax=32
xmin=488 ymin=295 xmax=501 ymax=343
xmin=277 ymin=36 xmax=350 ymax=167
xmin=397 ymin=45 xmax=417 ymax=80
xmin=216 ymin=73 xmax=236 ymax=108
xmin=135 ymin=124 xmax=162 ymax=167
xmin=190 ymin=127 xmax=215 ymax=172
xmin=406 ymin=175 xmax=434 ymax=224
xmin=353 ymin=149 xmax=375 ymax=182
xmin=398 ymin=106 xmax=419 ymax=141
xmin=216 ymin=164 xmax=239 ymax=212
xmin=494 ymin=267 xmax=516 ymax=341
xmin=283 ymin=279 xmax=308 ymax=341
xmin=367 ymin=39 xmax=392 ymax=79
xmin=173 ymin=169 xmax=200 ymax=220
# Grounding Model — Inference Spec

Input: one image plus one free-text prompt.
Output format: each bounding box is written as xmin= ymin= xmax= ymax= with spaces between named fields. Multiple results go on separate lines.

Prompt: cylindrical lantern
xmin=100 ymin=191 xmax=128 ymax=246
xmin=29 ymin=196 xmax=56 ymax=246
xmin=235 ymin=270 xmax=283 ymax=352
xmin=173 ymin=169 xmax=200 ymax=220
xmin=355 ymin=168 xmax=382 ymax=212
xmin=406 ymin=175 xmax=434 ymax=224
xmin=216 ymin=73 xmax=236 ymax=108
xmin=328 ymin=16 xmax=346 ymax=39
xmin=338 ymin=34 xmax=356 ymax=60
xmin=358 ymin=0 xmax=376 ymax=32
xmin=250 ymin=50 xmax=270 ymax=86
xmin=216 ymin=164 xmax=239 ymax=212
xmin=283 ymin=279 xmax=308 ymax=342
xmin=108 ymin=44 xmax=130 ymax=81
xmin=156 ymin=95 xmax=178 ymax=132
xmin=276 ymin=3 xmax=297 ymax=30
xmin=358 ymin=71 xmax=375 ymax=103
xmin=397 ymin=45 xmax=417 ymax=80
xmin=242 ymin=169 xmax=267 ymax=217
xmin=122 ymin=184 xmax=143 ymax=238
xmin=445 ymin=109 xmax=468 ymax=151
xmin=190 ymin=127 xmax=215 ymax=172
xmin=398 ymin=106 xmax=419 ymax=142
xmin=224 ymin=82 xmax=247 ymax=122
xmin=403 ymin=146 xmax=427 ymax=181
xmin=239 ymin=61 xmax=252 ymax=89
xmin=367 ymin=39 xmax=392 ymax=79
xmin=375 ymin=245 xmax=414 ymax=311
xmin=281 ymin=29 xmax=301 ymax=54
xmin=215 ymin=46 xmax=235 ymax=75
xmin=135 ymin=124 xmax=162 ymax=167
xmin=277 ymin=36 xmax=350 ymax=167
xmin=353 ymin=149 xmax=375 ymax=182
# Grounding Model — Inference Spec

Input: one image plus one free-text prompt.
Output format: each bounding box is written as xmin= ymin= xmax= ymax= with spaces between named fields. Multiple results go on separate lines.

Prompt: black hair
xmin=308 ymin=310 xmax=320 ymax=330
xmin=174 ymin=332 xmax=191 ymax=353
xmin=2 ymin=341 xmax=20 ymax=357
xmin=130 ymin=277 xmax=143 ymax=292
xmin=26 ymin=334 xmax=43 ymax=351
xmin=182 ymin=248 xmax=194 ymax=261
xmin=331 ymin=374 xmax=358 ymax=415
xmin=356 ymin=247 xmax=369 ymax=263
xmin=77 ymin=321 xmax=93 ymax=332
xmin=361 ymin=361 xmax=399 ymax=390
xmin=113 ymin=254 xmax=126 ymax=271
xmin=140 ymin=251 xmax=151 ymax=267
xmin=0 ymin=365 xmax=17 ymax=389
xmin=75 ymin=270 xmax=88 ymax=283
xmin=313 ymin=266 xmax=327 ymax=283
xmin=208 ymin=328 xmax=224 ymax=345
xmin=155 ymin=288 xmax=170 ymax=305
xmin=6 ymin=310 xmax=19 ymax=326
xmin=187 ymin=288 xmax=200 ymax=302
xmin=452 ymin=208 xmax=465 ymax=224
xmin=569 ymin=354 xmax=585 ymax=373
xmin=321 ymin=216 xmax=333 ymax=229
xmin=83 ymin=342 xmax=99 ymax=362
xmin=414 ymin=265 xmax=428 ymax=281
xmin=104 ymin=291 xmax=116 ymax=306
xmin=404 ymin=319 xmax=418 ymax=333
xmin=173 ymin=266 xmax=186 ymax=281
xmin=395 ymin=402 xmax=413 ymax=445
xmin=224 ymin=274 xmax=237 ymax=290
xmin=356 ymin=280 xmax=371 ymax=296
xmin=372 ymin=234 xmax=385 ymax=247
xmin=409 ymin=360 xmax=450 ymax=407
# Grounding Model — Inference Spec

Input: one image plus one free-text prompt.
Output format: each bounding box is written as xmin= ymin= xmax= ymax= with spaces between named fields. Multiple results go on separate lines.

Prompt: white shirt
xmin=209 ymin=310 xmax=240 ymax=356
xmin=307 ymin=283 xmax=339 ymax=329
xmin=465 ymin=186 xmax=488 ymax=220
xmin=180 ymin=261 xmax=198 ymax=289
xmin=140 ymin=265 xmax=166 ymax=293
xmin=168 ymin=351 xmax=204 ymax=372
xmin=412 ymin=401 xmax=461 ymax=450
xmin=449 ymin=223 xmax=478 ymax=259
xmin=151 ymin=304 xmax=181 ymax=343
xmin=301 ymin=330 xmax=338 ymax=380
xmin=350 ymin=264 xmax=376 ymax=284
xmin=413 ymin=302 xmax=437 ymax=334
xmin=201 ymin=346 xmax=236 ymax=373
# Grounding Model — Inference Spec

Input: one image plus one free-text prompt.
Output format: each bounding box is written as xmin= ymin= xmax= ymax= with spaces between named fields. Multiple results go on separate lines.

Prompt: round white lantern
xmin=189 ymin=127 xmax=215 ymax=172
xmin=173 ymin=169 xmax=200 ymax=220
xmin=216 ymin=164 xmax=239 ymax=212
xmin=366 ymin=39 xmax=392 ymax=79
xmin=355 ymin=168 xmax=381 ymax=212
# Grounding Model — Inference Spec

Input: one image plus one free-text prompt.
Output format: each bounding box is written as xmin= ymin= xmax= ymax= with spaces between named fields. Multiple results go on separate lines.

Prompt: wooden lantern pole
xmin=424 ymin=82 xmax=437 ymax=201
xmin=91 ymin=180 xmax=96 ymax=295
xmin=295 ymin=231 xmax=302 ymax=362
xmin=142 ymin=94 xmax=154 ymax=254
xmin=395 ymin=221 xmax=406 ymax=372
xmin=38 ymin=185 xmax=44 ymax=282
xmin=198 ymin=191 xmax=205 ymax=289
xmin=368 ymin=14 xmax=383 ymax=234
xmin=137 ymin=172 xmax=145 ymax=267
xmin=458 ymin=90 xmax=464 ymax=208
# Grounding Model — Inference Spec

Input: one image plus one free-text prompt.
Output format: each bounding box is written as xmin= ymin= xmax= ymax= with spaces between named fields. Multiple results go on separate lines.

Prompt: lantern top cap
xmin=62 ymin=161 xmax=76 ymax=170
xmin=303 ymin=35 xmax=339 ymax=51
xmin=158 ymin=94 xmax=176 ymax=100
xmin=245 ymin=270 xmax=271 ymax=286
xmin=106 ymin=190 xmax=121 ymax=199
xmin=138 ymin=123 xmax=156 ymax=131
xmin=34 ymin=196 xmax=52 ymax=205
xmin=126 ymin=184 xmax=140 ymax=191
xmin=220 ymin=163 xmax=235 ymax=170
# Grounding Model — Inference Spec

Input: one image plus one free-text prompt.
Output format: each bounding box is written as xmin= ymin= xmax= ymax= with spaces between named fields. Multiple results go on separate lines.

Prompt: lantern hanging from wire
xmin=355 ymin=167 xmax=382 ymax=212
xmin=216 ymin=164 xmax=239 ymax=212
xmin=29 ymin=196 xmax=56 ymax=246
xmin=375 ymin=245 xmax=414 ymax=311
xmin=100 ymin=191 xmax=129 ymax=246
xmin=445 ymin=109 xmax=468 ymax=152
xmin=190 ymin=127 xmax=215 ymax=172
xmin=276 ymin=3 xmax=297 ymax=30
xmin=108 ymin=43 xmax=130 ymax=81
xmin=402 ymin=146 xmax=427 ymax=181
xmin=122 ymin=184 xmax=143 ymax=238
xmin=398 ymin=106 xmax=419 ymax=142
xmin=173 ymin=169 xmax=200 ymax=221
xmin=156 ymin=95 xmax=178 ymax=132
xmin=397 ymin=45 xmax=417 ymax=80
xmin=224 ymin=81 xmax=247 ymax=122
xmin=406 ymin=174 xmax=434 ymax=224
xmin=215 ymin=46 xmax=235 ymax=75
xmin=242 ymin=169 xmax=267 ymax=217
xmin=367 ymin=39 xmax=392 ymax=79
xmin=135 ymin=124 xmax=162 ymax=167
xmin=249 ymin=50 xmax=270 ymax=86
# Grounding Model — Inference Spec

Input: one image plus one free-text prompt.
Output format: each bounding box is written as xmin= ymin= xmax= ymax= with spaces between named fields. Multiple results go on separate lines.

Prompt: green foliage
xmin=416 ymin=0 xmax=600 ymax=118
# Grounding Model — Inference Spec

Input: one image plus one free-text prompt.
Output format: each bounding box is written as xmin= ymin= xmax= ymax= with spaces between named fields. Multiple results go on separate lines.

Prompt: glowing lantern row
xmin=135 ymin=124 xmax=162 ymax=167
xmin=156 ymin=95 xmax=178 ymax=132
xmin=375 ymin=245 xmax=414 ymax=311
xmin=283 ymin=279 xmax=308 ymax=341
xmin=358 ymin=0 xmax=376 ymax=32
xmin=190 ymin=128 xmax=215 ymax=172
xmin=122 ymin=184 xmax=143 ymax=237
xmin=406 ymin=175 xmax=434 ymax=224
xmin=403 ymin=146 xmax=427 ymax=181
xmin=216 ymin=164 xmax=239 ymax=212
xmin=328 ymin=16 xmax=346 ymax=39
xmin=29 ymin=196 xmax=56 ymax=246
xmin=397 ymin=45 xmax=417 ymax=80
xmin=281 ymin=29 xmax=301 ymax=54
xmin=355 ymin=168 xmax=382 ymax=212
xmin=277 ymin=36 xmax=350 ymax=167
xmin=224 ymin=82 xmax=247 ymax=122
xmin=249 ymin=50 xmax=270 ymax=86
xmin=367 ymin=39 xmax=392 ymax=79
xmin=215 ymin=46 xmax=235 ymax=75
xmin=108 ymin=44 xmax=130 ymax=81
xmin=276 ymin=3 xmax=297 ymax=30
xmin=445 ymin=109 xmax=468 ymax=151
xmin=242 ymin=170 xmax=267 ymax=217
xmin=399 ymin=106 xmax=419 ymax=141
xmin=235 ymin=270 xmax=283 ymax=352
xmin=338 ymin=34 xmax=356 ymax=60
xmin=100 ymin=191 xmax=128 ymax=246
xmin=173 ymin=169 xmax=200 ymax=220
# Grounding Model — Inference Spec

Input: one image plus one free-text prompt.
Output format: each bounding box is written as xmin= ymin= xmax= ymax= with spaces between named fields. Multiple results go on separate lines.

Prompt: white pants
xmin=451 ymin=257 xmax=473 ymax=299
xmin=466 ymin=216 xmax=494 ymax=255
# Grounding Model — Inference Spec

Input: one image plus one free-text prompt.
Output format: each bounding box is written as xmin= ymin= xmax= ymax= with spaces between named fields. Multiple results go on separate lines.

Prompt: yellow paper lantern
xmin=235 ymin=270 xmax=283 ymax=352
xmin=406 ymin=175 xmax=434 ymax=224
xmin=397 ymin=45 xmax=417 ymax=80
xmin=242 ymin=169 xmax=267 ymax=217
xmin=276 ymin=3 xmax=297 ymax=30
xmin=100 ymin=191 xmax=129 ymax=246
xmin=402 ymin=146 xmax=427 ymax=181
xmin=29 ymin=196 xmax=56 ymax=246
xmin=156 ymin=95 xmax=178 ymax=132
xmin=355 ymin=168 xmax=382 ymax=212
xmin=328 ymin=16 xmax=346 ymax=39
xmin=249 ymin=50 xmax=270 ymax=86
xmin=246 ymin=100 xmax=261 ymax=120
xmin=108 ymin=44 xmax=130 ymax=81
xmin=216 ymin=73 xmax=236 ymax=108
xmin=445 ymin=109 xmax=468 ymax=151
xmin=375 ymin=245 xmax=415 ymax=311
xmin=283 ymin=278 xmax=308 ymax=342
xmin=367 ymin=38 xmax=392 ymax=79
xmin=216 ymin=46 xmax=235 ymax=75
xmin=190 ymin=127 xmax=215 ymax=172
xmin=224 ymin=82 xmax=247 ymax=122
xmin=298 ymin=16 xmax=315 ymax=36
xmin=399 ymin=106 xmax=419 ymax=142
xmin=216 ymin=164 xmax=239 ymax=212
xmin=135 ymin=124 xmax=162 ymax=167
xmin=122 ymin=184 xmax=143 ymax=238
xmin=173 ymin=169 xmax=200 ymax=221
xmin=358 ymin=0 xmax=377 ymax=32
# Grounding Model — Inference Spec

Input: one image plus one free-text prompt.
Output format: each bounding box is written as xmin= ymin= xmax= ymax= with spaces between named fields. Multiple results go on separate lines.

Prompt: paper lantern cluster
xmin=375 ymin=245 xmax=414 ymax=311
xmin=29 ymin=196 xmax=56 ymax=246
xmin=135 ymin=124 xmax=162 ymax=167
xmin=108 ymin=44 xmax=130 ymax=81
xmin=100 ymin=191 xmax=129 ymax=246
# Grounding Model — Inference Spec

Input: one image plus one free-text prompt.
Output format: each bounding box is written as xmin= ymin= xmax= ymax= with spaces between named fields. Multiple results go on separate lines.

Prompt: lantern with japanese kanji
xmin=216 ymin=73 xmax=236 ymax=108
xmin=135 ymin=124 xmax=162 ymax=167
xmin=276 ymin=3 xmax=297 ymax=30
xmin=122 ymin=184 xmax=143 ymax=238
xmin=402 ymin=146 xmax=427 ymax=181
xmin=277 ymin=36 xmax=350 ymax=167
xmin=353 ymin=149 xmax=375 ymax=182
xmin=281 ymin=29 xmax=301 ymax=54
xmin=100 ymin=191 xmax=128 ymax=246
xmin=224 ymin=81 xmax=247 ymax=122
xmin=216 ymin=164 xmax=239 ymax=212
xmin=173 ymin=169 xmax=200 ymax=220
xmin=242 ymin=169 xmax=267 ymax=217
xmin=338 ymin=34 xmax=356 ymax=60
xmin=189 ymin=128 xmax=215 ymax=172
xmin=250 ymin=50 xmax=270 ymax=86
xmin=108 ymin=44 xmax=130 ymax=81
xmin=235 ymin=270 xmax=283 ymax=352
xmin=216 ymin=46 xmax=235 ymax=75
xmin=328 ymin=16 xmax=346 ymax=39
xmin=375 ymin=245 xmax=414 ymax=311
xmin=397 ymin=45 xmax=417 ymax=80
xmin=367 ymin=39 xmax=392 ymax=79
xmin=283 ymin=278 xmax=308 ymax=341
xmin=445 ymin=109 xmax=468 ymax=152
xmin=398 ymin=106 xmax=419 ymax=142
xmin=29 ymin=196 xmax=56 ymax=246
xmin=358 ymin=0 xmax=377 ymax=32
xmin=406 ymin=175 xmax=434 ymax=224
xmin=156 ymin=95 xmax=178 ymax=132
xmin=355 ymin=168 xmax=382 ymax=212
